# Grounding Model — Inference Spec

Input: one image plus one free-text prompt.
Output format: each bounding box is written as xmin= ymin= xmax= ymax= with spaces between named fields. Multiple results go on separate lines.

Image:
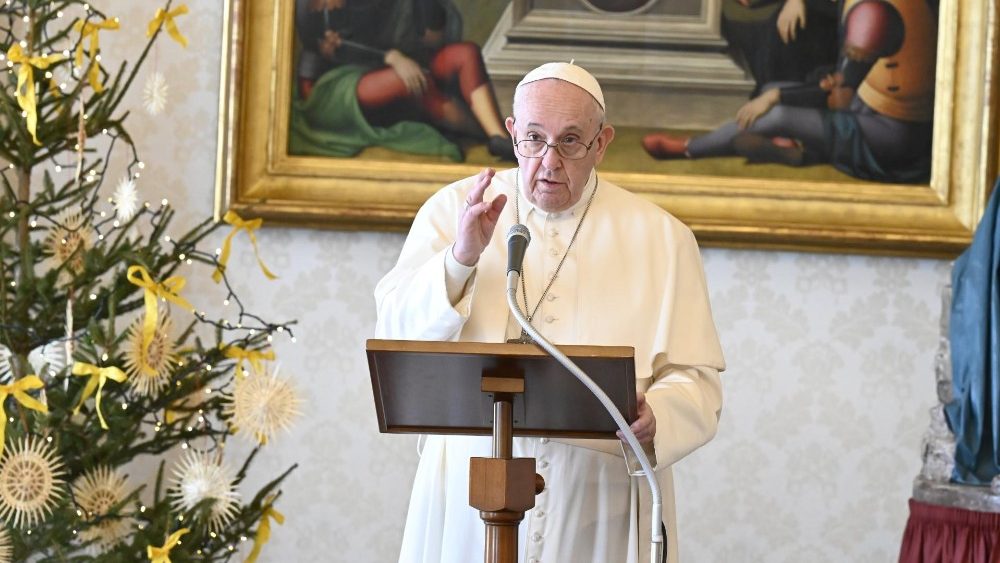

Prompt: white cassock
xmin=375 ymin=167 xmax=725 ymax=563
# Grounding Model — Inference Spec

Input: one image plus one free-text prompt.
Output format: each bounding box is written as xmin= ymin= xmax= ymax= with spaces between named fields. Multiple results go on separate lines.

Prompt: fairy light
xmin=89 ymin=293 xmax=96 ymax=300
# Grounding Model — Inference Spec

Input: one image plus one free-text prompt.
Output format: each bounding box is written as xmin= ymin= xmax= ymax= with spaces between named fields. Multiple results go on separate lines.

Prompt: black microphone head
xmin=507 ymin=223 xmax=530 ymax=244
xmin=506 ymin=224 xmax=531 ymax=274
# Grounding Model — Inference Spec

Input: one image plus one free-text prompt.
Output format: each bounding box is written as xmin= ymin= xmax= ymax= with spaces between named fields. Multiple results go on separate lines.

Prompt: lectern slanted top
xmin=366 ymin=339 xmax=638 ymax=439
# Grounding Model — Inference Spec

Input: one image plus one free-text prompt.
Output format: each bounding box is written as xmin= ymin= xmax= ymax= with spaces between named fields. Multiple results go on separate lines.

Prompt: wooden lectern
xmin=366 ymin=339 xmax=637 ymax=563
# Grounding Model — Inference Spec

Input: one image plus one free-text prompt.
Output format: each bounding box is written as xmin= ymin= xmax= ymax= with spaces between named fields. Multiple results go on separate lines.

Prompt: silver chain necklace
xmin=511 ymin=171 xmax=599 ymax=343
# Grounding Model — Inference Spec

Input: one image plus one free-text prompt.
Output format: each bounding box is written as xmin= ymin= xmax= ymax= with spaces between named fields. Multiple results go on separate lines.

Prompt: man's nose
xmin=541 ymin=144 xmax=563 ymax=169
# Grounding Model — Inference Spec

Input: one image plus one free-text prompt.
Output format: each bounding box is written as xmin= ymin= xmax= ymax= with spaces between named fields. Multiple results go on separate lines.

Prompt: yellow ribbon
xmin=245 ymin=501 xmax=284 ymax=563
xmin=212 ymin=211 xmax=278 ymax=283
xmin=7 ymin=44 xmax=64 ymax=145
xmin=223 ymin=345 xmax=275 ymax=378
xmin=147 ymin=528 xmax=189 ymax=563
xmin=0 ymin=376 xmax=48 ymax=455
xmin=72 ymin=362 xmax=127 ymax=430
xmin=126 ymin=265 xmax=195 ymax=375
xmin=73 ymin=17 xmax=120 ymax=92
xmin=147 ymin=5 xmax=189 ymax=47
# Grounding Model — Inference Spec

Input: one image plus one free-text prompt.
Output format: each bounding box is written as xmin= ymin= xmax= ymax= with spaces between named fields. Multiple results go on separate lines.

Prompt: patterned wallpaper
xmin=98 ymin=2 xmax=952 ymax=561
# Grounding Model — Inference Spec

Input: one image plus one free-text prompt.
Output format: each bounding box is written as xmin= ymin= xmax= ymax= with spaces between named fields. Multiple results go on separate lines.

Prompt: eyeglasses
xmin=513 ymin=126 xmax=603 ymax=160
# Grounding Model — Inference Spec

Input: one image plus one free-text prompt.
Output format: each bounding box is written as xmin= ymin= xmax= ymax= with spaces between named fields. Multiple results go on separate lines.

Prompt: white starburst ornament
xmin=0 ymin=436 xmax=66 ymax=529
xmin=44 ymin=210 xmax=94 ymax=280
xmin=224 ymin=365 xmax=301 ymax=445
xmin=0 ymin=345 xmax=11 ymax=383
xmin=170 ymin=451 xmax=240 ymax=533
xmin=0 ymin=527 xmax=10 ymax=563
xmin=27 ymin=341 xmax=68 ymax=379
xmin=143 ymin=72 xmax=168 ymax=115
xmin=113 ymin=176 xmax=139 ymax=222
xmin=72 ymin=466 xmax=131 ymax=553
xmin=122 ymin=314 xmax=177 ymax=397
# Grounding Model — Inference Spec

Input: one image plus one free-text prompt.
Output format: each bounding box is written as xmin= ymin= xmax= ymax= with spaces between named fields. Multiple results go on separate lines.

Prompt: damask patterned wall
xmin=100 ymin=2 xmax=951 ymax=561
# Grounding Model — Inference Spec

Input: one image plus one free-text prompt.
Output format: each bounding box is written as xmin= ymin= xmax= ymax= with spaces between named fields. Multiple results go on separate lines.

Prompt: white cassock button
xmin=544 ymin=315 xmax=555 ymax=323
xmin=536 ymin=510 xmax=545 ymax=518
xmin=529 ymin=559 xmax=539 ymax=563
xmin=532 ymin=532 xmax=543 ymax=543
xmin=549 ymin=228 xmax=558 ymax=237
xmin=540 ymin=437 xmax=549 ymax=444
xmin=546 ymin=294 xmax=557 ymax=301
xmin=549 ymin=248 xmax=560 ymax=256
xmin=539 ymin=460 xmax=549 ymax=469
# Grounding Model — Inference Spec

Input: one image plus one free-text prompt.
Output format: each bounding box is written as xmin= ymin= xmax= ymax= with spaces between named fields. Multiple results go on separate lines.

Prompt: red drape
xmin=899 ymin=498 xmax=1000 ymax=563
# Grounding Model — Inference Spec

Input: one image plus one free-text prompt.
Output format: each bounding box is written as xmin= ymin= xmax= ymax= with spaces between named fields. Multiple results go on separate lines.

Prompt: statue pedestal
xmin=481 ymin=1 xmax=754 ymax=129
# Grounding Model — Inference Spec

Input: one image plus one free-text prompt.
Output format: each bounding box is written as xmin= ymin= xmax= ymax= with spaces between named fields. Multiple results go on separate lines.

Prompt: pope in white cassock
xmin=374 ymin=62 xmax=726 ymax=563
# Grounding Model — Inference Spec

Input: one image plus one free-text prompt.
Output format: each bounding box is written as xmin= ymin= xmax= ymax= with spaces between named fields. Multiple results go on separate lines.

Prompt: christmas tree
xmin=0 ymin=1 xmax=299 ymax=560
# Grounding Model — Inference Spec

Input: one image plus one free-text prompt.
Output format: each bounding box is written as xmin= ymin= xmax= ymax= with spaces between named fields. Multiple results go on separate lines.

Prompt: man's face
xmin=505 ymin=79 xmax=614 ymax=213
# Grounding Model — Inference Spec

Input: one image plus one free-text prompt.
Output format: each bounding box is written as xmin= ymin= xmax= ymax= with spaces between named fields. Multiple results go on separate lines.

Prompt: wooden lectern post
xmin=469 ymin=373 xmax=545 ymax=563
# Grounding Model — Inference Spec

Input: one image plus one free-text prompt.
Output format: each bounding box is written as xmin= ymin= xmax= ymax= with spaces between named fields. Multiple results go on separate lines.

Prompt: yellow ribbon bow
xmin=7 ymin=44 xmax=64 ymax=145
xmin=147 ymin=5 xmax=189 ymax=47
xmin=0 ymin=375 xmax=48 ymax=455
xmin=223 ymin=345 xmax=275 ymax=378
xmin=72 ymin=362 xmax=127 ymax=430
xmin=126 ymin=265 xmax=195 ymax=375
xmin=212 ymin=211 xmax=278 ymax=284
xmin=147 ymin=528 xmax=189 ymax=563
xmin=73 ymin=17 xmax=120 ymax=92
xmin=245 ymin=501 xmax=285 ymax=563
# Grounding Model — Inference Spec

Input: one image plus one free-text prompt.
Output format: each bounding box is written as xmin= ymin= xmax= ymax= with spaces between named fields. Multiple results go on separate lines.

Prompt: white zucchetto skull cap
xmin=516 ymin=61 xmax=606 ymax=111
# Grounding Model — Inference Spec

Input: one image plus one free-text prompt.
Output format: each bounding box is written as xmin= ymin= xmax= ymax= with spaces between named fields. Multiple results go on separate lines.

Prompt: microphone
xmin=506 ymin=224 xmax=530 ymax=275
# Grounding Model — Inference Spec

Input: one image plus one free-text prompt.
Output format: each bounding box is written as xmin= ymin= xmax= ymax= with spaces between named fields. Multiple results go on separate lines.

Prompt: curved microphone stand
xmin=506 ymin=269 xmax=665 ymax=563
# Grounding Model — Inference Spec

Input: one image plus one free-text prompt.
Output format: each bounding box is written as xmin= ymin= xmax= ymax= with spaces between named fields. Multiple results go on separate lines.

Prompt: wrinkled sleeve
xmin=374 ymin=185 xmax=477 ymax=341
xmin=644 ymin=222 xmax=725 ymax=469
xmin=645 ymin=365 xmax=723 ymax=469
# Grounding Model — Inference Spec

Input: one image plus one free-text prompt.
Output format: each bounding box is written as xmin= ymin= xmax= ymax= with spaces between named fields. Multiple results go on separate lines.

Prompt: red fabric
xmin=899 ymin=498 xmax=1000 ymax=563
xmin=355 ymin=41 xmax=487 ymax=122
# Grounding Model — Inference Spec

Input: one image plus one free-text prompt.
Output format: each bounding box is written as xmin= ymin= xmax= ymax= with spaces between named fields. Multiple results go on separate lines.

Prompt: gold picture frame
xmin=215 ymin=0 xmax=1000 ymax=257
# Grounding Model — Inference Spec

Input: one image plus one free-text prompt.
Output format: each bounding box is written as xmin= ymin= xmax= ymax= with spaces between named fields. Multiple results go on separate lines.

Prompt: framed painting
xmin=215 ymin=0 xmax=1000 ymax=257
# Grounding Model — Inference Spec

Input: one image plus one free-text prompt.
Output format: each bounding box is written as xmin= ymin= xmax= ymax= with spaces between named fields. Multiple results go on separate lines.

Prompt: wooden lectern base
xmin=469 ymin=374 xmax=544 ymax=563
